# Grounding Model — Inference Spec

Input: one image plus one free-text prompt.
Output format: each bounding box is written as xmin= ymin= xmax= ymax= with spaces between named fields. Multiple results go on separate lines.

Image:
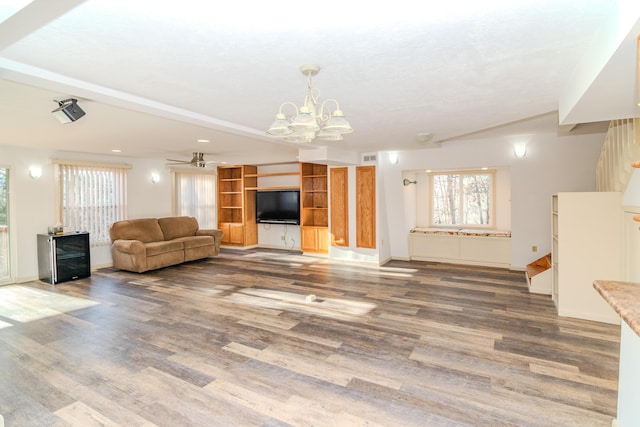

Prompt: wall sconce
xmin=29 ymin=166 xmax=42 ymax=179
xmin=388 ymin=152 xmax=399 ymax=165
xmin=151 ymin=172 xmax=160 ymax=183
xmin=403 ymin=179 xmax=417 ymax=186
xmin=514 ymin=143 xmax=527 ymax=158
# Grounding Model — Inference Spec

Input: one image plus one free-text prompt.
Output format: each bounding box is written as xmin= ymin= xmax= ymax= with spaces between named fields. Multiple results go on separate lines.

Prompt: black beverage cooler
xmin=37 ymin=232 xmax=90 ymax=284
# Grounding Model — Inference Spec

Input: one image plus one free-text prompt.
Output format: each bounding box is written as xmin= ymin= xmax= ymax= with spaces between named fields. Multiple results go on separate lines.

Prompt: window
xmin=430 ymin=170 xmax=495 ymax=228
xmin=54 ymin=161 xmax=128 ymax=246
xmin=172 ymin=170 xmax=216 ymax=229
xmin=0 ymin=167 xmax=10 ymax=282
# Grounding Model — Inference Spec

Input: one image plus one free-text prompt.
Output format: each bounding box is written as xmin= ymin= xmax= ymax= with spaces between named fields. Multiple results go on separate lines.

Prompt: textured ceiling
xmin=0 ymin=0 xmax=638 ymax=165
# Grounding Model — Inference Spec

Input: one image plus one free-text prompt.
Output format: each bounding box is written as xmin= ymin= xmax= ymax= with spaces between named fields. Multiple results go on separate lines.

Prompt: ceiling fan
xmin=165 ymin=152 xmax=219 ymax=168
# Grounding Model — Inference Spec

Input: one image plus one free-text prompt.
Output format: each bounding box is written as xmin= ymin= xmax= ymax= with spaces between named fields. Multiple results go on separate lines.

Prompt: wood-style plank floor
xmin=0 ymin=249 xmax=620 ymax=426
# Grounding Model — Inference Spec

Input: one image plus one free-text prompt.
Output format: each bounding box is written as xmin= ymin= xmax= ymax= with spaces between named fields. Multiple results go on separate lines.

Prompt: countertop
xmin=593 ymin=280 xmax=640 ymax=337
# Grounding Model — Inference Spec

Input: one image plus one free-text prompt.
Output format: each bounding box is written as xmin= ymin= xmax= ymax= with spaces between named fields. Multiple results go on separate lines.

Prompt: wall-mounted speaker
xmin=52 ymin=98 xmax=85 ymax=124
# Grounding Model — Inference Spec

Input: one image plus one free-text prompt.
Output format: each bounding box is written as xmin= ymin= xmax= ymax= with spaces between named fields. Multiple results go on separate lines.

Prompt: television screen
xmin=256 ymin=190 xmax=300 ymax=225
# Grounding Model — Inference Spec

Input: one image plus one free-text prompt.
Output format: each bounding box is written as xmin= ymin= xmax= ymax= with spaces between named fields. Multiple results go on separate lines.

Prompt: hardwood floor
xmin=0 ymin=249 xmax=620 ymax=426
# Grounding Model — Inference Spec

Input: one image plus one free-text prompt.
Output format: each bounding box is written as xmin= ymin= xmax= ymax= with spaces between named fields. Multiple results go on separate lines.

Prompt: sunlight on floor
xmin=309 ymin=263 xmax=419 ymax=279
xmin=223 ymin=288 xmax=376 ymax=321
xmin=241 ymin=251 xmax=328 ymax=265
xmin=0 ymin=285 xmax=99 ymax=323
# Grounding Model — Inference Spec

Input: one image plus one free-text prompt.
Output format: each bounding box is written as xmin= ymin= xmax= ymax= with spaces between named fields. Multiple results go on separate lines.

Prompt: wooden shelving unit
xmin=217 ymin=165 xmax=257 ymax=247
xmin=300 ymin=163 xmax=328 ymax=253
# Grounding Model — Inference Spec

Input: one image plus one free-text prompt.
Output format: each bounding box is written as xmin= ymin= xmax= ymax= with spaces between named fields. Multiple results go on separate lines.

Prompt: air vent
xmin=362 ymin=153 xmax=377 ymax=164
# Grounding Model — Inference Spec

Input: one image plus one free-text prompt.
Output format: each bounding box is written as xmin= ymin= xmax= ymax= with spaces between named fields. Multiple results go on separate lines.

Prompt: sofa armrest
xmin=196 ymin=229 xmax=223 ymax=252
xmin=112 ymin=239 xmax=145 ymax=254
xmin=111 ymin=239 xmax=148 ymax=273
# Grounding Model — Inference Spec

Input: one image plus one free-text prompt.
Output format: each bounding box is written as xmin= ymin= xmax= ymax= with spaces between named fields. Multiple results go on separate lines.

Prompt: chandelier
xmin=266 ymin=64 xmax=353 ymax=143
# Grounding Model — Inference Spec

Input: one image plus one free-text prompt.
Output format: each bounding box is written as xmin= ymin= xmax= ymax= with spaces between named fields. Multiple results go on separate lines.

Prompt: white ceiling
xmin=0 ymin=0 xmax=639 ymax=165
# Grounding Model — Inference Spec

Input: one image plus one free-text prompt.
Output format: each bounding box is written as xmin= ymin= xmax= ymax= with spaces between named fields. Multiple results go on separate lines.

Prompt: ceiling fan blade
xmin=166 ymin=158 xmax=189 ymax=163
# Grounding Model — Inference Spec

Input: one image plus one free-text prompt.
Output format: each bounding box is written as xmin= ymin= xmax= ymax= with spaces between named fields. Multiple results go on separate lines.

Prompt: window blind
xmin=55 ymin=163 xmax=128 ymax=246
xmin=173 ymin=171 xmax=216 ymax=229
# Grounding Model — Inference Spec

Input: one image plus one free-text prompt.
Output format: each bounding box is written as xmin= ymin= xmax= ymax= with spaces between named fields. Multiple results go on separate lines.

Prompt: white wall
xmin=1 ymin=128 xmax=606 ymax=279
xmin=1 ymin=145 xmax=174 ymax=282
xmin=378 ymin=130 xmax=605 ymax=269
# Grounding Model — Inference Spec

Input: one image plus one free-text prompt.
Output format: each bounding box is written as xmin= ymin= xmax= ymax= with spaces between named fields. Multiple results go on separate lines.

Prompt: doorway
xmin=0 ymin=167 xmax=10 ymax=283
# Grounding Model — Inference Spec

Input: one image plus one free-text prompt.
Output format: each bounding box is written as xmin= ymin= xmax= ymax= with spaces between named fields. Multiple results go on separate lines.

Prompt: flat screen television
xmin=256 ymin=190 xmax=300 ymax=225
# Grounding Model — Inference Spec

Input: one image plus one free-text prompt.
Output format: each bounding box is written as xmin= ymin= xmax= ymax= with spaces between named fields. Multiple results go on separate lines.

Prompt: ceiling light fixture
xmin=266 ymin=64 xmax=353 ymax=144
xmin=52 ymin=98 xmax=85 ymax=124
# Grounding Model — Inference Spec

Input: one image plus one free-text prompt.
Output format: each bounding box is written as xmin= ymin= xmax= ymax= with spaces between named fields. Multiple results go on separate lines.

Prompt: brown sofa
xmin=109 ymin=216 xmax=223 ymax=273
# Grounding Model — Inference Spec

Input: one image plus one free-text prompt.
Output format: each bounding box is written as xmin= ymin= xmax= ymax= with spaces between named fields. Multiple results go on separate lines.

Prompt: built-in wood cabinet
xmin=300 ymin=163 xmax=328 ymax=253
xmin=301 ymin=226 xmax=328 ymax=253
xmin=356 ymin=165 xmax=376 ymax=249
xmin=330 ymin=167 xmax=348 ymax=246
xmin=218 ymin=165 xmax=257 ymax=247
xmin=551 ymin=192 xmax=622 ymax=324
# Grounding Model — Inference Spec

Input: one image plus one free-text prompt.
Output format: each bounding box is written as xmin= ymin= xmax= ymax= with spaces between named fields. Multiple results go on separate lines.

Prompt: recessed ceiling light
xmin=196 ymin=139 xmax=210 ymax=143
xmin=416 ymin=132 xmax=433 ymax=143
xmin=111 ymin=149 xmax=122 ymax=153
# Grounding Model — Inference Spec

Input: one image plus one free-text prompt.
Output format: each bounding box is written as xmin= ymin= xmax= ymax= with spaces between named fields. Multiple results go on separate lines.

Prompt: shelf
xmin=633 ymin=215 xmax=640 ymax=222
xmin=245 ymin=171 xmax=299 ymax=178
xmin=217 ymin=165 xmax=258 ymax=247
xmin=245 ymin=185 xmax=299 ymax=191
xmin=300 ymin=163 xmax=329 ymax=250
xmin=632 ymin=160 xmax=640 ymax=168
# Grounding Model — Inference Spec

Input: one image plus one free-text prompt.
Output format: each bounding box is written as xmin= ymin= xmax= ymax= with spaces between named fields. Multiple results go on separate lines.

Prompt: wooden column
xmin=356 ymin=165 xmax=376 ymax=249
xmin=330 ymin=167 xmax=348 ymax=246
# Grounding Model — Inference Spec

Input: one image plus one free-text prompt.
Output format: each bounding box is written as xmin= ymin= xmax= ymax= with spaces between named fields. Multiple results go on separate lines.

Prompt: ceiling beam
xmin=0 ymin=0 xmax=87 ymax=50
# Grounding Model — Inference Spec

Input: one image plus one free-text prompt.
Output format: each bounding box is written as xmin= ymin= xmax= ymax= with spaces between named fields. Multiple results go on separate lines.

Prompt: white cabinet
xmin=552 ymin=192 xmax=622 ymax=324
xmin=623 ymin=208 xmax=640 ymax=282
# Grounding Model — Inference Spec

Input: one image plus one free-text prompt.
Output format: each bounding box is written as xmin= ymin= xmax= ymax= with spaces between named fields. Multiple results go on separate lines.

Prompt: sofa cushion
xmin=145 ymin=240 xmax=184 ymax=257
xmin=158 ymin=216 xmax=199 ymax=241
xmin=173 ymin=235 xmax=216 ymax=249
xmin=109 ymin=218 xmax=164 ymax=243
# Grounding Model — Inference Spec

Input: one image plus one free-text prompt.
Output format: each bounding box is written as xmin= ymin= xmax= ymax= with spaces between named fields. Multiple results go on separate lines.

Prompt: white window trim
xmin=428 ymin=169 xmax=496 ymax=229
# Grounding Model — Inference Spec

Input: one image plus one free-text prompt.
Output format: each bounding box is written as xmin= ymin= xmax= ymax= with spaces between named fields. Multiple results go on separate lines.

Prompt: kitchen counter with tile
xmin=593 ymin=280 xmax=640 ymax=336
xmin=593 ymin=279 xmax=640 ymax=427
